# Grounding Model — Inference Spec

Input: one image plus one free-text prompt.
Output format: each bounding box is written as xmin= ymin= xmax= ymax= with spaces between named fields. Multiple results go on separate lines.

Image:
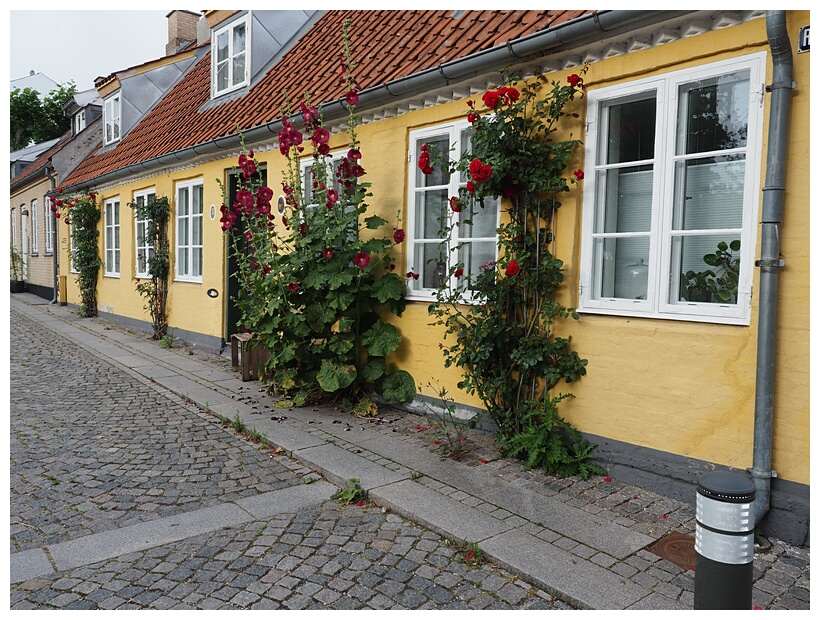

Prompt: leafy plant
xmin=682 ymin=239 xmax=740 ymax=303
xmin=219 ymin=20 xmax=415 ymax=407
xmin=10 ymin=246 xmax=24 ymax=281
xmin=159 ymin=334 xmax=179 ymax=349
xmin=52 ymin=190 xmax=102 ymax=317
xmin=129 ymin=195 xmax=171 ymax=339
xmin=426 ymin=70 xmax=604 ymax=479
xmin=452 ymin=540 xmax=484 ymax=567
xmin=332 ymin=477 xmax=367 ymax=505
xmin=417 ymin=380 xmax=478 ymax=459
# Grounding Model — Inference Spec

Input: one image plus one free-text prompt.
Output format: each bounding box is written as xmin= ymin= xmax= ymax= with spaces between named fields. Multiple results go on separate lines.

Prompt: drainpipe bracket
xmin=755 ymin=258 xmax=784 ymax=268
xmin=765 ymin=80 xmax=797 ymax=92
xmin=747 ymin=467 xmax=778 ymax=480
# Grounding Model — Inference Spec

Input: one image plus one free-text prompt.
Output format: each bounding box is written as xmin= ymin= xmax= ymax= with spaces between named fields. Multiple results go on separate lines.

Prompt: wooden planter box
xmin=230 ymin=333 xmax=270 ymax=382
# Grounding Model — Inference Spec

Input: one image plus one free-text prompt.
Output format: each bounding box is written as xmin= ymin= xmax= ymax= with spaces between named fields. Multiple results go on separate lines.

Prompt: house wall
xmin=10 ymin=176 xmax=56 ymax=298
xmin=58 ymin=12 xmax=808 ymax=538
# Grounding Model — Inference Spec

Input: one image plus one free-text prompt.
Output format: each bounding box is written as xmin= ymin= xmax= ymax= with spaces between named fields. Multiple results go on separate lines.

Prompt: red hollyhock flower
xmin=505 ymin=261 xmax=520 ymax=276
xmin=393 ymin=229 xmax=405 ymax=244
xmin=288 ymin=282 xmax=299 ymax=292
xmin=353 ymin=252 xmax=370 ymax=268
xmin=323 ymin=247 xmax=334 ymax=259
xmin=348 ymin=148 xmax=362 ymax=161
xmin=567 ymin=73 xmax=582 ymax=87
xmin=449 ymin=196 xmax=462 ymax=213
xmin=482 ymin=90 xmax=501 ymax=109
xmin=574 ymin=169 xmax=585 ymax=180
xmin=345 ymin=90 xmax=359 ymax=106
xmin=312 ymin=127 xmax=330 ymax=146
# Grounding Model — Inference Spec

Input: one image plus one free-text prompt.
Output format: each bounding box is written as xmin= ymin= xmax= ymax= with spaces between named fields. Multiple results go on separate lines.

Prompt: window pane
xmin=179 ymin=217 xmax=189 ymax=249
xmin=593 ymin=167 xmax=653 ymax=234
xmin=193 ymin=185 xmax=203 ymax=214
xmin=602 ymin=95 xmax=656 ymax=164
xmin=677 ymin=71 xmax=749 ymax=155
xmin=414 ymin=190 xmax=448 ymax=240
xmin=458 ymin=241 xmax=496 ymax=283
xmin=192 ymin=215 xmax=202 ymax=246
xmin=672 ymin=157 xmax=745 ymax=231
xmin=232 ymin=53 xmax=245 ymax=87
xmin=416 ymin=136 xmax=450 ymax=187
xmin=591 ymin=236 xmax=650 ymax=300
xmin=459 ymin=196 xmax=497 ymax=239
xmin=178 ymin=188 xmax=189 ymax=216
xmin=217 ymin=62 xmax=228 ymax=91
xmin=193 ymin=248 xmax=202 ymax=278
xmin=412 ymin=243 xmax=447 ymax=290
xmin=217 ymin=31 xmax=229 ymax=62
xmin=232 ymin=23 xmax=246 ymax=54
xmin=672 ymin=234 xmax=741 ymax=304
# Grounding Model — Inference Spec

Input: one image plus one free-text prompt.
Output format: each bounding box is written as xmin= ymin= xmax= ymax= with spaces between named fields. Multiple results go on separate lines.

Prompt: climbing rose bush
xmin=425 ymin=68 xmax=605 ymax=479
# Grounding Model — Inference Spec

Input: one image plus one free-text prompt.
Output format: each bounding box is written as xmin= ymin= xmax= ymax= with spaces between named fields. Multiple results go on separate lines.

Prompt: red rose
xmin=353 ymin=252 xmax=370 ymax=268
xmin=393 ymin=229 xmax=405 ymax=244
xmin=454 ymin=268 xmax=464 ymax=278
xmin=505 ymin=261 xmax=520 ymax=276
xmin=418 ymin=150 xmax=434 ymax=175
xmin=449 ymin=196 xmax=462 ymax=213
xmin=467 ymin=111 xmax=480 ymax=124
xmin=505 ymin=87 xmax=520 ymax=103
xmin=469 ymin=158 xmax=492 ymax=183
xmin=482 ymin=90 xmax=500 ymax=109
xmin=574 ymin=169 xmax=585 ymax=180
xmin=466 ymin=181 xmax=476 ymax=194
xmin=567 ymin=73 xmax=581 ymax=87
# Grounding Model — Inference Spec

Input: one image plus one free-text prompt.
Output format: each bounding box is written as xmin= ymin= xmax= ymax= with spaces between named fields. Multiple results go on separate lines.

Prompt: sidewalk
xmin=9 ymin=293 xmax=810 ymax=610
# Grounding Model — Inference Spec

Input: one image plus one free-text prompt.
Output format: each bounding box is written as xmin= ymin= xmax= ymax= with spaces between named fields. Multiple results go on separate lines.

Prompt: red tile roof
xmin=60 ymin=10 xmax=590 ymax=189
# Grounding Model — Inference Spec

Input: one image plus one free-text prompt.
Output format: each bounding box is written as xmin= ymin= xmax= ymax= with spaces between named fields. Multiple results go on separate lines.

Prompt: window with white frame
xmin=212 ymin=13 xmax=249 ymax=97
xmin=44 ymin=199 xmax=54 ymax=253
xmin=134 ymin=189 xmax=157 ymax=278
xmin=300 ymin=153 xmax=357 ymax=236
xmin=30 ymin=199 xmax=39 ymax=253
xmin=407 ymin=120 xmax=500 ymax=300
xmin=176 ymin=179 xmax=204 ymax=281
xmin=104 ymin=198 xmax=121 ymax=276
xmin=74 ymin=109 xmax=86 ymax=134
xmin=579 ymin=53 xmax=764 ymax=325
xmin=11 ymin=208 xmax=17 ymax=251
xmin=104 ymin=93 xmax=121 ymax=145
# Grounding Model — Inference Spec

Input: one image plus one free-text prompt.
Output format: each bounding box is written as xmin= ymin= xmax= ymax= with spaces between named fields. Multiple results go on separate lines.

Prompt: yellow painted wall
xmin=69 ymin=12 xmax=808 ymax=487
xmin=10 ymin=177 xmax=55 ymax=289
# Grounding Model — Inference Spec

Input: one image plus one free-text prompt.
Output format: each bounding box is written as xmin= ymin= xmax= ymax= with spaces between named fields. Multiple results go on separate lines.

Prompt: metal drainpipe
xmin=45 ymin=165 xmax=59 ymax=304
xmin=750 ymin=11 xmax=794 ymax=526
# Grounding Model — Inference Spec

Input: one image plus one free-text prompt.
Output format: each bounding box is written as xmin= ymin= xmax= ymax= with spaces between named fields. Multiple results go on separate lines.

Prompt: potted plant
xmin=10 ymin=246 xmax=25 ymax=293
xmin=682 ymin=268 xmax=715 ymax=302
xmin=682 ymin=239 xmax=740 ymax=303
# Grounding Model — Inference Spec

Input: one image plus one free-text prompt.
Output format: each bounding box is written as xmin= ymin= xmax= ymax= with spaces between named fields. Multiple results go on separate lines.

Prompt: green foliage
xmin=10 ymin=246 xmax=24 ymax=281
xmin=53 ymin=190 xmax=101 ymax=317
xmin=683 ymin=239 xmax=741 ymax=303
xmin=10 ymin=82 xmax=76 ymax=151
xmin=426 ymin=69 xmax=603 ymax=479
xmin=332 ymin=477 xmax=367 ymax=505
xmin=159 ymin=334 xmax=179 ymax=349
xmin=417 ymin=380 xmax=479 ymax=458
xmin=129 ymin=195 xmax=171 ymax=339
xmin=219 ymin=20 xmax=415 ymax=407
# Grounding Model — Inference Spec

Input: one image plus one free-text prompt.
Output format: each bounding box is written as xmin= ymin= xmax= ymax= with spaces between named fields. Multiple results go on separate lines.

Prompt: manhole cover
xmin=647 ymin=531 xmax=695 ymax=571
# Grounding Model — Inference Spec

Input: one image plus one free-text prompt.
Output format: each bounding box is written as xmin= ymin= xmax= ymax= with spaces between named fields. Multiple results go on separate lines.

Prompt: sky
xmin=9 ymin=10 xmax=175 ymax=93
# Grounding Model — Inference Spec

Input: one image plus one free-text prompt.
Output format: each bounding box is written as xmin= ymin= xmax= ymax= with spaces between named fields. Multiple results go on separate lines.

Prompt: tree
xmin=10 ymin=82 xmax=76 ymax=151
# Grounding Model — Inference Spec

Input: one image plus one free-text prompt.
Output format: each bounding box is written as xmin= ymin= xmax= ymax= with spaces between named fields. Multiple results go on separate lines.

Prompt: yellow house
xmin=53 ymin=10 xmax=809 ymax=545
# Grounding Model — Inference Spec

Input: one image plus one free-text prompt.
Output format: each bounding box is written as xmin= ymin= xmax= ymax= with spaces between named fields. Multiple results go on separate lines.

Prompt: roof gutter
xmin=750 ymin=10 xmax=794 ymax=527
xmin=61 ymin=9 xmax=693 ymax=194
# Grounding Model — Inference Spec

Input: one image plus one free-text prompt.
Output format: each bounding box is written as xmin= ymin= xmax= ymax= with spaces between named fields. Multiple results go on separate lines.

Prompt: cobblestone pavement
xmin=9 ymin=307 xmax=572 ymax=610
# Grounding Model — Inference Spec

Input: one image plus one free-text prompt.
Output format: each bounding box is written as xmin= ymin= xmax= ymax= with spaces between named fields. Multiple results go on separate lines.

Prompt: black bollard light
xmin=694 ymin=471 xmax=756 ymax=609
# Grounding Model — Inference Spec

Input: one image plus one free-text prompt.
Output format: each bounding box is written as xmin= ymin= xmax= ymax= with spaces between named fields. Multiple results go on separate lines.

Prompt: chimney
xmin=166 ymin=10 xmax=200 ymax=56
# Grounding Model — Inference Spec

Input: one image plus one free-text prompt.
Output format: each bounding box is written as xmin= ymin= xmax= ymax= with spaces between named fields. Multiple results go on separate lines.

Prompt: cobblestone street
xmin=10 ymin=307 xmax=571 ymax=610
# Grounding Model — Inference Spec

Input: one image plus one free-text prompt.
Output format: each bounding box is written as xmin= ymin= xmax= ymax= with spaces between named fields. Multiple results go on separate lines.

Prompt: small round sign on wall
xmin=207 ymin=289 xmax=219 ymax=298
xmin=210 ymin=204 xmax=216 ymax=220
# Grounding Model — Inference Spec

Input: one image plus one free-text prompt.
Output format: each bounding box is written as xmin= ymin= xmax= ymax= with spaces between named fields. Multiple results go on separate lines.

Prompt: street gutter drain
xmin=646 ymin=531 xmax=695 ymax=571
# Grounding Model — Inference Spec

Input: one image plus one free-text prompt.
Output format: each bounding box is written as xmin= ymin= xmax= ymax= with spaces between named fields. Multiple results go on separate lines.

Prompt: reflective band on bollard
xmin=694 ymin=471 xmax=756 ymax=610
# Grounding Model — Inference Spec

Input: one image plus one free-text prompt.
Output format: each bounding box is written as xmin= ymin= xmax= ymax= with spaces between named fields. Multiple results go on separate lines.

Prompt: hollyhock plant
xmin=393 ymin=229 xmax=405 ymax=244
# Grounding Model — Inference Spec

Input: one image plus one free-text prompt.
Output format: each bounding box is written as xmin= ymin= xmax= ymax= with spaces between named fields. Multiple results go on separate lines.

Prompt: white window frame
xmin=44 ymin=198 xmax=54 ymax=254
xmin=299 ymin=151 xmax=358 ymax=231
xmin=175 ymin=179 xmax=204 ymax=282
xmin=211 ymin=13 xmax=250 ymax=98
xmin=74 ymin=109 xmax=86 ymax=134
xmin=134 ymin=188 xmax=157 ymax=279
xmin=104 ymin=198 xmax=121 ymax=277
xmin=406 ymin=120 xmax=500 ymax=302
xmin=11 ymin=208 xmax=18 ymax=251
xmin=579 ymin=53 xmax=765 ymax=326
xmin=30 ymin=199 xmax=39 ymax=253
xmin=103 ymin=93 xmax=121 ymax=145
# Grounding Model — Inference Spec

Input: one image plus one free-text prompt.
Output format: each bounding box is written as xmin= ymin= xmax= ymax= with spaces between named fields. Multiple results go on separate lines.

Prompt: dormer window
xmin=104 ymin=93 xmax=121 ymax=145
xmin=74 ymin=109 xmax=86 ymax=134
xmin=212 ymin=13 xmax=249 ymax=98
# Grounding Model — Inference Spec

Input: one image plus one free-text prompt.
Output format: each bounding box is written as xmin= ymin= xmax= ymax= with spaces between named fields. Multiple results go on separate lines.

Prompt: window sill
xmin=103 ymin=273 xmax=121 ymax=279
xmin=173 ymin=277 xmax=202 ymax=284
xmin=577 ymin=305 xmax=750 ymax=327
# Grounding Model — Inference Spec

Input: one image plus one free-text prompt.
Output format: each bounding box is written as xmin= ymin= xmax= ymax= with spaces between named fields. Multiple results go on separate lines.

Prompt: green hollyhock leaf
xmin=364 ymin=215 xmax=388 ymax=229
xmin=361 ymin=321 xmax=401 ymax=357
xmin=361 ymin=357 xmax=386 ymax=381
xmin=379 ymin=370 xmax=416 ymax=403
xmin=328 ymin=270 xmax=354 ymax=290
xmin=371 ymin=272 xmax=405 ymax=303
xmin=316 ymin=359 xmax=357 ymax=392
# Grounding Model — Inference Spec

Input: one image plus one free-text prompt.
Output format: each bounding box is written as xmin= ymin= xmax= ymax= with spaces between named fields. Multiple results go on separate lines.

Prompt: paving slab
xmin=481 ymin=528 xmax=651 ymax=610
xmin=10 ymin=549 xmax=55 ymax=584
xmin=234 ymin=481 xmax=337 ymax=519
xmin=294 ymin=443 xmax=408 ymax=490
xmin=371 ymin=479 xmax=513 ymax=544
xmin=48 ymin=503 xmax=252 ymax=573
